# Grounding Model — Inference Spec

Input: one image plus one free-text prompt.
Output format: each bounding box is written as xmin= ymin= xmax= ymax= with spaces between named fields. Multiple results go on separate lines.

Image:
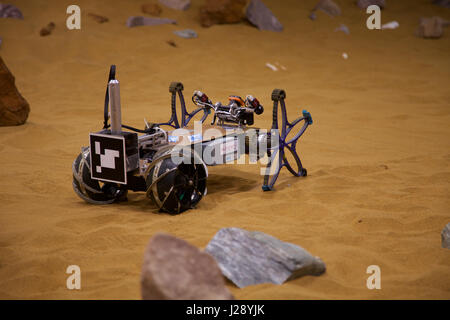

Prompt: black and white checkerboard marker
xmin=89 ymin=133 xmax=127 ymax=184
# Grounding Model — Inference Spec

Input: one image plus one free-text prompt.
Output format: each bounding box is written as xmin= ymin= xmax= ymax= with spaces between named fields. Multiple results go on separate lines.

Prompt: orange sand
xmin=0 ymin=0 xmax=449 ymax=299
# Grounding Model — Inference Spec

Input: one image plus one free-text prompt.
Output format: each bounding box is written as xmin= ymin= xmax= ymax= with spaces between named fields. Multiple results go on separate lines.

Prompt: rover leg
xmin=262 ymin=89 xmax=312 ymax=191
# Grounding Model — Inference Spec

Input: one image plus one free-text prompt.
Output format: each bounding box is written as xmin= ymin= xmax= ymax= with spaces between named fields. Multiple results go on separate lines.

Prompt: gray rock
xmin=141 ymin=233 xmax=234 ymax=300
xmin=442 ymin=223 xmax=450 ymax=249
xmin=357 ymin=0 xmax=386 ymax=9
xmin=246 ymin=0 xmax=283 ymax=32
xmin=432 ymin=0 xmax=450 ymax=8
xmin=174 ymin=29 xmax=198 ymax=38
xmin=0 ymin=37 xmax=2 ymax=48
xmin=126 ymin=16 xmax=176 ymax=28
xmin=205 ymin=227 xmax=326 ymax=288
xmin=159 ymin=0 xmax=190 ymax=11
xmin=312 ymin=0 xmax=341 ymax=17
xmin=335 ymin=23 xmax=350 ymax=34
xmin=0 ymin=4 xmax=23 ymax=19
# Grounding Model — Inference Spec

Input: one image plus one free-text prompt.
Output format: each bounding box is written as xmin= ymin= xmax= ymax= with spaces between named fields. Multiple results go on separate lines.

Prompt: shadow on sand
xmin=115 ymin=168 xmax=259 ymax=215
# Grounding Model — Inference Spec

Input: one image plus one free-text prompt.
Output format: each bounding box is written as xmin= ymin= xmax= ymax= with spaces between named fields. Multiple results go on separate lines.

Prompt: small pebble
xmin=265 ymin=62 xmax=278 ymax=71
xmin=173 ymin=29 xmax=198 ymax=39
xmin=381 ymin=21 xmax=399 ymax=30
xmin=275 ymin=62 xmax=287 ymax=70
xmin=88 ymin=13 xmax=109 ymax=23
xmin=40 ymin=22 xmax=55 ymax=36
xmin=335 ymin=24 xmax=350 ymax=35
xmin=342 ymin=52 xmax=348 ymax=59
xmin=167 ymin=40 xmax=177 ymax=47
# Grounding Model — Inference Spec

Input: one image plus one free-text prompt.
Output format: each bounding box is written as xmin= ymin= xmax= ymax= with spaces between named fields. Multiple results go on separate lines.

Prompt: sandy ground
xmin=0 ymin=0 xmax=449 ymax=299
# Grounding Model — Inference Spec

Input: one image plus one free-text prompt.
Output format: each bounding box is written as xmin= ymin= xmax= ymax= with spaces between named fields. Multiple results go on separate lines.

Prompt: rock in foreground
xmin=246 ymin=0 xmax=283 ymax=32
xmin=199 ymin=0 xmax=246 ymax=28
xmin=205 ymin=228 xmax=326 ymax=288
xmin=126 ymin=16 xmax=176 ymax=27
xmin=442 ymin=223 xmax=450 ymax=249
xmin=415 ymin=16 xmax=449 ymax=39
xmin=0 ymin=56 xmax=30 ymax=126
xmin=141 ymin=233 xmax=234 ymax=300
xmin=0 ymin=4 xmax=23 ymax=19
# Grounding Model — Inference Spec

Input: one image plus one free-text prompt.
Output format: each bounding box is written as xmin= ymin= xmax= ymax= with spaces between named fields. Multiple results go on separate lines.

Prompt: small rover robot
xmin=72 ymin=66 xmax=312 ymax=214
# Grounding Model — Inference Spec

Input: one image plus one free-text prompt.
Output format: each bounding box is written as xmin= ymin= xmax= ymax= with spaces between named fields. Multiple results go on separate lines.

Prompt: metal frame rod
xmin=108 ymin=79 xmax=122 ymax=135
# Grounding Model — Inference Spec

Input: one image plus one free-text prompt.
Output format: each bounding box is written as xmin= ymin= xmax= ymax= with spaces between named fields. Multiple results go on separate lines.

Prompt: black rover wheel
xmin=145 ymin=148 xmax=207 ymax=214
xmin=72 ymin=148 xmax=128 ymax=204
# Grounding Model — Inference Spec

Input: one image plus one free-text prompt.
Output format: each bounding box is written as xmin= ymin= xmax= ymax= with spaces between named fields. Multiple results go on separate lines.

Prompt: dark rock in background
xmin=0 ymin=56 xmax=30 ymax=126
xmin=205 ymin=228 xmax=326 ymax=288
xmin=432 ymin=0 xmax=450 ymax=8
xmin=88 ymin=13 xmax=109 ymax=23
xmin=246 ymin=0 xmax=283 ymax=32
xmin=39 ymin=22 xmax=55 ymax=36
xmin=0 ymin=4 xmax=23 ymax=19
xmin=356 ymin=0 xmax=386 ymax=10
xmin=126 ymin=16 xmax=176 ymax=27
xmin=167 ymin=39 xmax=177 ymax=47
xmin=415 ymin=16 xmax=449 ymax=38
xmin=312 ymin=0 xmax=341 ymax=17
xmin=141 ymin=233 xmax=234 ymax=300
xmin=142 ymin=3 xmax=162 ymax=16
xmin=199 ymin=0 xmax=246 ymax=28
xmin=442 ymin=223 xmax=450 ymax=249
xmin=159 ymin=0 xmax=190 ymax=11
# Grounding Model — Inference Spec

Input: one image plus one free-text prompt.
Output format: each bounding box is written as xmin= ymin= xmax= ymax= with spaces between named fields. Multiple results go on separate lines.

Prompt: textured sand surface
xmin=0 ymin=0 xmax=449 ymax=299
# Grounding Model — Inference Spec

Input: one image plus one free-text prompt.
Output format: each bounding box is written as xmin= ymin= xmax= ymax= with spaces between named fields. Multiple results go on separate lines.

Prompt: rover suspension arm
xmin=262 ymin=89 xmax=313 ymax=191
xmin=158 ymin=82 xmax=210 ymax=129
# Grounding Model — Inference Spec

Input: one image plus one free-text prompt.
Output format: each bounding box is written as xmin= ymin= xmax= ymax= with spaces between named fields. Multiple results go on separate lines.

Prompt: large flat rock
xmin=205 ymin=228 xmax=326 ymax=288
